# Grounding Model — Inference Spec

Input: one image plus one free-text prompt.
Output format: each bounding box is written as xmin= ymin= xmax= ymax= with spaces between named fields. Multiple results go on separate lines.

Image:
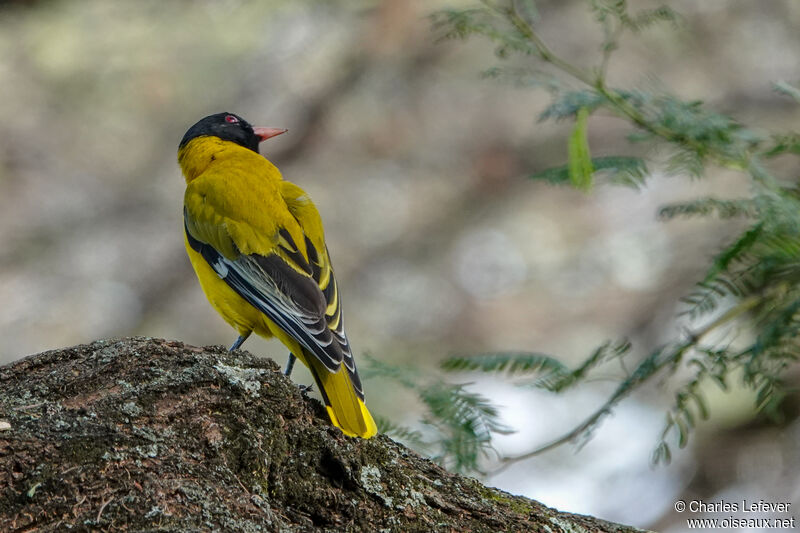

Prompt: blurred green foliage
xmin=362 ymin=355 xmax=512 ymax=473
xmin=368 ymin=0 xmax=800 ymax=473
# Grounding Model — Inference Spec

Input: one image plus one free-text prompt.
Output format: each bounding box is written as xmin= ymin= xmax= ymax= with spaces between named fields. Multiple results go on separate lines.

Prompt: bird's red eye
xmin=225 ymin=115 xmax=239 ymax=123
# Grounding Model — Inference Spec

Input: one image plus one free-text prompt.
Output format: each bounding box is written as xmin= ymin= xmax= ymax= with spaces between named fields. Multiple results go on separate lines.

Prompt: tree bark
xmin=0 ymin=337 xmax=646 ymax=532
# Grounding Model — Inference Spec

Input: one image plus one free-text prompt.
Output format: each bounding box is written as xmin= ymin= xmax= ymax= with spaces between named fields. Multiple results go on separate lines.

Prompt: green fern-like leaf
xmin=539 ymin=90 xmax=604 ymax=122
xmin=537 ymin=340 xmax=633 ymax=392
xmin=652 ymin=440 xmax=672 ymax=465
xmin=704 ymin=223 xmax=763 ymax=279
xmin=430 ymin=8 xmax=536 ymax=57
xmin=764 ymin=133 xmax=800 ymax=157
xmin=430 ymin=8 xmax=493 ymax=41
xmin=421 ymin=382 xmax=513 ymax=472
xmin=441 ymin=352 xmax=568 ymax=375
xmin=629 ymin=6 xmax=682 ymax=31
xmin=421 ymin=383 xmax=511 ymax=435
xmin=658 ymin=198 xmax=759 ymax=220
xmin=480 ymin=66 xmax=563 ymax=93
xmin=597 ymin=156 xmax=650 ymax=189
xmin=528 ymin=156 xmax=647 ymax=189
xmin=363 ymin=355 xmax=514 ymax=474
xmin=666 ymin=148 xmax=704 ymax=178
xmin=528 ymin=164 xmax=572 ymax=185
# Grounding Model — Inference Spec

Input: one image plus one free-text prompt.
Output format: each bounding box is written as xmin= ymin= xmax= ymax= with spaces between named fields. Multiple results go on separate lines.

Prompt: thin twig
xmin=96 ymin=497 xmax=113 ymax=524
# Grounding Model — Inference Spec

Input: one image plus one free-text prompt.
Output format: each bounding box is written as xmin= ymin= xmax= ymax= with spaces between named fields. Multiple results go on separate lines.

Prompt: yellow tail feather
xmin=305 ymin=353 xmax=377 ymax=439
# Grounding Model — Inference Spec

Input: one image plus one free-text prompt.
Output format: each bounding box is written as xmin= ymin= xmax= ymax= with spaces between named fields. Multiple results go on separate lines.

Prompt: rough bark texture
xmin=0 ymin=338 xmax=644 ymax=532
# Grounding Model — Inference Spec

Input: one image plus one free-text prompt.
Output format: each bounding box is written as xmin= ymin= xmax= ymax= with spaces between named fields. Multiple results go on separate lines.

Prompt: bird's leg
xmin=284 ymin=353 xmax=313 ymax=393
xmin=284 ymin=353 xmax=296 ymax=376
xmin=229 ymin=333 xmax=250 ymax=352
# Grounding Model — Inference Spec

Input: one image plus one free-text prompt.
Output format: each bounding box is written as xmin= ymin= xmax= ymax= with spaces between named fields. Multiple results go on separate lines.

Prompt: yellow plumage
xmin=178 ymin=113 xmax=377 ymax=438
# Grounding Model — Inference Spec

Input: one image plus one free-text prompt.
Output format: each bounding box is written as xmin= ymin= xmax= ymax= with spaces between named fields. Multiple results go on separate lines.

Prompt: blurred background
xmin=1 ymin=0 xmax=798 ymax=530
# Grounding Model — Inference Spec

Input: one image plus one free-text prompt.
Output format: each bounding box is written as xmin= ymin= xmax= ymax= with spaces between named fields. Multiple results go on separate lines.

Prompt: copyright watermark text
xmin=675 ymin=499 xmax=795 ymax=529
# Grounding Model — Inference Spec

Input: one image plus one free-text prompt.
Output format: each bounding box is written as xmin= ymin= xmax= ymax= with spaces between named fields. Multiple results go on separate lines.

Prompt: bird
xmin=178 ymin=112 xmax=377 ymax=438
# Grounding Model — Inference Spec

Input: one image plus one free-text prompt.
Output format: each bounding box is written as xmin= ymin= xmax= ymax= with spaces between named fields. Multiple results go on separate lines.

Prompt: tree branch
xmin=0 ymin=337 xmax=643 ymax=532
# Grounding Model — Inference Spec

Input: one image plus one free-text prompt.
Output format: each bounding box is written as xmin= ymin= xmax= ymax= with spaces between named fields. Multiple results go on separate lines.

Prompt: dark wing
xmin=280 ymin=182 xmax=364 ymax=399
xmin=184 ymin=208 xmax=344 ymax=372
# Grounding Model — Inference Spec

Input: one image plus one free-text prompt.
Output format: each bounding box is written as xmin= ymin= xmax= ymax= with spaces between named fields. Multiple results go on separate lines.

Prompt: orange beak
xmin=253 ymin=127 xmax=288 ymax=142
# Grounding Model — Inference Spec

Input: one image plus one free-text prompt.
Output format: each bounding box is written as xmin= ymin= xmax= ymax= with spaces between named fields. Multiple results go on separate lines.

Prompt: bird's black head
xmin=180 ymin=112 xmax=261 ymax=153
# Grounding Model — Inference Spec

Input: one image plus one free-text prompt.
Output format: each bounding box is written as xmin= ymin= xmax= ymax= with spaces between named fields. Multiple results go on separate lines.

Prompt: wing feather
xmin=280 ymin=183 xmax=363 ymax=397
xmin=184 ymin=209 xmax=343 ymax=372
xmin=183 ymin=178 xmax=364 ymax=397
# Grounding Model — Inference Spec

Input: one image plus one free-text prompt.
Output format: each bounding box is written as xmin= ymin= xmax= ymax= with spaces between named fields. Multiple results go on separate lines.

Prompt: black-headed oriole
xmin=179 ymin=112 xmax=376 ymax=438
